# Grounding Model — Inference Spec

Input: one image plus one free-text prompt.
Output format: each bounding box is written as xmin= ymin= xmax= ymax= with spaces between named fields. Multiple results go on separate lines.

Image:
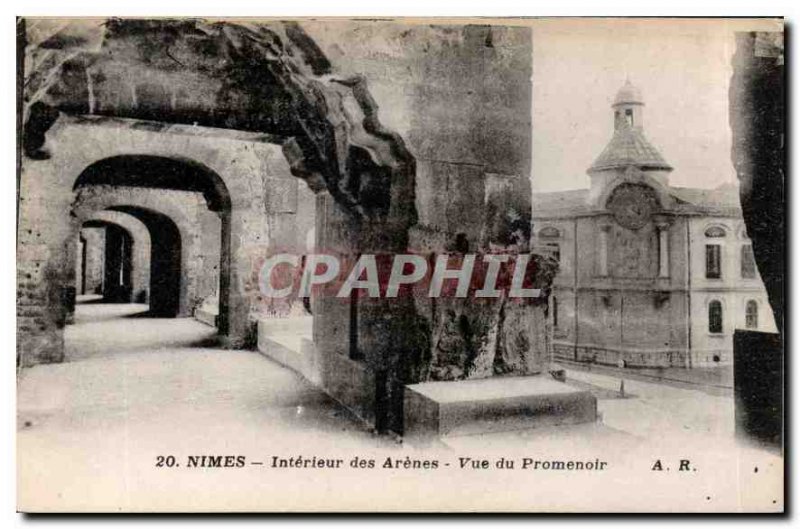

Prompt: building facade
xmin=532 ymin=81 xmax=776 ymax=368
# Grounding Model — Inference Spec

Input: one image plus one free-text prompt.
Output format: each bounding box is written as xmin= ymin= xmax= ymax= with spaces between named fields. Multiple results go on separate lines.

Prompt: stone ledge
xmin=256 ymin=317 xmax=316 ymax=382
xmin=404 ymin=375 xmax=597 ymax=439
xmin=194 ymin=306 xmax=218 ymax=327
xmin=257 ymin=332 xmax=304 ymax=375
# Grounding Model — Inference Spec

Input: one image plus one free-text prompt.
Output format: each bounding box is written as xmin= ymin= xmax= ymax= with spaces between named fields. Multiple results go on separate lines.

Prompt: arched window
xmin=745 ymin=300 xmax=758 ymax=329
xmin=708 ymin=300 xmax=723 ymax=334
xmin=704 ymin=226 xmax=727 ymax=238
xmin=625 ymin=108 xmax=634 ymax=126
xmin=741 ymin=244 xmax=756 ymax=278
xmin=539 ymin=227 xmax=560 ymax=238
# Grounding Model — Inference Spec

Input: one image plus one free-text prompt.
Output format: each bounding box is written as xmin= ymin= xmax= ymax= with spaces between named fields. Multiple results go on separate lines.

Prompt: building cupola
xmin=588 ymin=80 xmax=673 ymax=176
xmin=587 ymin=81 xmax=673 ymax=203
xmin=613 ymin=79 xmax=644 ymax=130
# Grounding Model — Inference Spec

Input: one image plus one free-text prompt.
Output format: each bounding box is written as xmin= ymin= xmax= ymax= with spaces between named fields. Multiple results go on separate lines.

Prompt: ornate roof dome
xmin=589 ymin=80 xmax=672 ymax=173
xmin=589 ymin=125 xmax=672 ymax=172
xmin=613 ymin=79 xmax=644 ymax=106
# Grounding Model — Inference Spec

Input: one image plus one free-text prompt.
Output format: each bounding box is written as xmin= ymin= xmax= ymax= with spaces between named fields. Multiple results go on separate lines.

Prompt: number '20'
xmin=155 ymin=455 xmax=177 ymax=467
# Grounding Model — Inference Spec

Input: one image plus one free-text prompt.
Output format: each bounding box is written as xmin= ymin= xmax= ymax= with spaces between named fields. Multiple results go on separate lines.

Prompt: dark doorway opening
xmin=102 ymin=223 xmax=133 ymax=303
xmin=109 ymin=206 xmax=182 ymax=318
xmin=79 ymin=234 xmax=87 ymax=295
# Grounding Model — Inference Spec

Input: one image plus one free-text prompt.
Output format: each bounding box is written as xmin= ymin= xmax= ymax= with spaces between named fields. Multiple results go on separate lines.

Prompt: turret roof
xmin=613 ymin=79 xmax=644 ymax=106
xmin=588 ymin=122 xmax=673 ymax=173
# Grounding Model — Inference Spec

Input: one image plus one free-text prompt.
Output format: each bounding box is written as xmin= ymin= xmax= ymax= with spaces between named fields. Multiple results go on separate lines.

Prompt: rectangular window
xmin=552 ymin=296 xmax=558 ymax=328
xmin=705 ymin=244 xmax=721 ymax=279
xmin=745 ymin=300 xmax=758 ymax=329
xmin=708 ymin=301 xmax=723 ymax=334
xmin=545 ymin=242 xmax=560 ymax=263
xmin=741 ymin=244 xmax=756 ymax=279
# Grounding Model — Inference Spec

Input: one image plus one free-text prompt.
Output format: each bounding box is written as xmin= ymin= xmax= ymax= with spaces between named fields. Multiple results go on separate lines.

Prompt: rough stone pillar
xmin=16 ymin=139 xmax=85 ymax=366
xmin=729 ymin=29 xmax=784 ymax=450
xmin=225 ymin=202 xmax=269 ymax=348
xmin=730 ymin=31 xmax=784 ymax=334
xmin=197 ymin=209 xmax=222 ymax=304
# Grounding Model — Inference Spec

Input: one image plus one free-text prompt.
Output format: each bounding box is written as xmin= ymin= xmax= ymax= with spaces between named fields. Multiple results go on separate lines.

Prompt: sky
xmin=530 ymin=18 xmax=780 ymax=192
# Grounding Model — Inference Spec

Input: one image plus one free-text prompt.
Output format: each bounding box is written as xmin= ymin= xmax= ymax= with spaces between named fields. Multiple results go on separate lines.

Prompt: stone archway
xmin=84 ymin=210 xmax=151 ymax=304
xmin=81 ymin=220 xmax=134 ymax=303
xmin=110 ymin=206 xmax=182 ymax=317
xmin=71 ymin=185 xmax=203 ymax=318
xmin=18 ymin=19 xmax=427 ymax=434
xmin=72 ymin=155 xmax=233 ymax=327
xmin=22 ymin=20 xmax=417 ymax=233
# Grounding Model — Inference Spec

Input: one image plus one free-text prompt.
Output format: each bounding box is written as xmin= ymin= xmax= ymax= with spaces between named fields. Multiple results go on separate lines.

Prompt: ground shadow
xmin=122 ymin=309 xmax=168 ymax=319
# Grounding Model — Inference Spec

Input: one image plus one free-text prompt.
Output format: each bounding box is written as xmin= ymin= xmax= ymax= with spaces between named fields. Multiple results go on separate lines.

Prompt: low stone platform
xmin=256 ymin=316 xmax=317 ymax=384
xmin=404 ymin=375 xmax=597 ymax=439
xmin=194 ymin=303 xmax=218 ymax=327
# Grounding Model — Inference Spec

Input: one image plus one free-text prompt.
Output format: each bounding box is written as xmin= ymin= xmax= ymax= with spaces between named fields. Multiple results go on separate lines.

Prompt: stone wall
xmin=250 ymin=173 xmax=317 ymax=319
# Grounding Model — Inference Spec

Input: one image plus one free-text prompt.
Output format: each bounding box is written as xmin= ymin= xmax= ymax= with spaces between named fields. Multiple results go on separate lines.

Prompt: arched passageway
xmin=80 ymin=220 xmax=134 ymax=303
xmin=82 ymin=209 xmax=152 ymax=304
xmin=108 ymin=206 xmax=182 ymax=317
xmin=74 ymin=205 xmax=183 ymax=318
xmin=72 ymin=155 xmax=231 ymax=327
xmin=20 ymin=18 xmax=420 ymax=373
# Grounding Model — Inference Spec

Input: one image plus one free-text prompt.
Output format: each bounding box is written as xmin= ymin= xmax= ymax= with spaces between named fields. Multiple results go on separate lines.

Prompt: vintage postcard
xmin=16 ymin=16 xmax=784 ymax=513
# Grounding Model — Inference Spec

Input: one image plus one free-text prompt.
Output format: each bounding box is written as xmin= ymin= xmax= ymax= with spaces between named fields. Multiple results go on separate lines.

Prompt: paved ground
xmin=18 ymin=302 xmax=395 ymax=511
xmin=17 ymin=302 xmax=782 ymax=512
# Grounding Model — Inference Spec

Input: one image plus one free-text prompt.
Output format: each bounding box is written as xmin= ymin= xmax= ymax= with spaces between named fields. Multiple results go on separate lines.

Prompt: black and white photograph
xmin=14 ymin=15 xmax=785 ymax=513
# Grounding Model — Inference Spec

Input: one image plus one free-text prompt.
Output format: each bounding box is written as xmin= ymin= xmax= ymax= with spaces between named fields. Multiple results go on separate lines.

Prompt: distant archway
xmin=108 ymin=206 xmax=182 ymax=317
xmin=81 ymin=220 xmax=134 ymax=303
xmin=73 ymin=155 xmax=230 ymax=327
xmin=85 ymin=209 xmax=152 ymax=303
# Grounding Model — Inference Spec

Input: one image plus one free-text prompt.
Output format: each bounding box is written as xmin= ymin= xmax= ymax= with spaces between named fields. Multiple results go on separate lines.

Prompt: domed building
xmin=532 ymin=81 xmax=776 ymax=368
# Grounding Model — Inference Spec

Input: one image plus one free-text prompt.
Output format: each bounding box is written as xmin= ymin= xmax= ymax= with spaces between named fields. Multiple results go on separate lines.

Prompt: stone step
xmin=404 ymin=375 xmax=597 ymax=440
xmin=194 ymin=306 xmax=218 ymax=327
xmin=256 ymin=317 xmax=317 ymax=383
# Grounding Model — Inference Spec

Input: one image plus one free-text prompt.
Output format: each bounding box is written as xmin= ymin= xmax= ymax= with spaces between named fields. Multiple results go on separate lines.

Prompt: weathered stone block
xmin=404 ymin=375 xmax=597 ymax=439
